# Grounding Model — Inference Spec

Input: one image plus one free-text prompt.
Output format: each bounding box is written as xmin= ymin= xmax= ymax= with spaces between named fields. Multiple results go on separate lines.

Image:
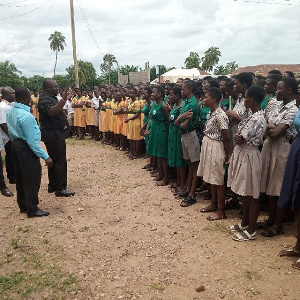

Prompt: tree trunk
xmin=54 ymin=50 xmax=58 ymax=77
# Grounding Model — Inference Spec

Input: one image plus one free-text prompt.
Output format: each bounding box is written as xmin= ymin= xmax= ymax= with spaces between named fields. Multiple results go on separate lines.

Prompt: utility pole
xmin=70 ymin=0 xmax=79 ymax=88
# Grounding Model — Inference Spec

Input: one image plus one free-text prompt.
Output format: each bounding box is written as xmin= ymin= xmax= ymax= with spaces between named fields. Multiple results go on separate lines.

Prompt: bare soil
xmin=0 ymin=138 xmax=299 ymax=300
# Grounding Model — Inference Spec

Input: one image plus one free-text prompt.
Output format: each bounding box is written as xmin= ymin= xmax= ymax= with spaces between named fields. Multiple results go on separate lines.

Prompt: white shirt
xmin=0 ymin=100 xmax=12 ymax=146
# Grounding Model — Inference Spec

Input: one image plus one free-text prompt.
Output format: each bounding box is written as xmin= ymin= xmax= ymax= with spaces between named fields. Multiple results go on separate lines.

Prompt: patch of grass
xmin=0 ymin=253 xmax=13 ymax=267
xmin=153 ymin=202 xmax=162 ymax=207
xmin=202 ymin=222 xmax=228 ymax=233
xmin=79 ymin=225 xmax=90 ymax=232
xmin=17 ymin=225 xmax=31 ymax=233
xmin=245 ymin=270 xmax=262 ymax=280
xmin=121 ymin=249 xmax=129 ymax=257
xmin=11 ymin=238 xmax=19 ymax=249
xmin=0 ymin=272 xmax=25 ymax=291
xmin=43 ymin=239 xmax=49 ymax=244
xmin=150 ymin=284 xmax=165 ymax=292
xmin=0 ymin=237 xmax=83 ymax=299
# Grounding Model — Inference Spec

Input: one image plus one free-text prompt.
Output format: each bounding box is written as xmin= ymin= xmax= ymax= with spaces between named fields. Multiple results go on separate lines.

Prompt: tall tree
xmin=201 ymin=46 xmax=221 ymax=72
xmin=0 ymin=60 xmax=22 ymax=87
xmin=48 ymin=31 xmax=67 ymax=77
xmin=214 ymin=61 xmax=239 ymax=75
xmin=66 ymin=60 xmax=97 ymax=89
xmin=100 ymin=54 xmax=118 ymax=85
xmin=184 ymin=52 xmax=201 ymax=69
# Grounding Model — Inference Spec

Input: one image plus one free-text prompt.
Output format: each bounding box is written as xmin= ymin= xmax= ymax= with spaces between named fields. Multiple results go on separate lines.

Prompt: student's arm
xmin=221 ymin=129 xmax=230 ymax=163
xmin=127 ymin=111 xmax=141 ymax=121
xmin=162 ymin=104 xmax=170 ymax=121
xmin=0 ymin=123 xmax=9 ymax=136
xmin=226 ymin=110 xmax=243 ymax=122
xmin=267 ymin=123 xmax=288 ymax=139
xmin=180 ymin=111 xmax=194 ymax=129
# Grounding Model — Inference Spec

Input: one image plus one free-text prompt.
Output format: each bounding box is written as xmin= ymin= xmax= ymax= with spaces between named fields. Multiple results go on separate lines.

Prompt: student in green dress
xmin=174 ymin=80 xmax=200 ymax=207
xmin=147 ymin=86 xmax=170 ymax=186
xmin=141 ymin=86 xmax=155 ymax=168
xmin=168 ymin=86 xmax=188 ymax=192
xmin=219 ymin=78 xmax=233 ymax=111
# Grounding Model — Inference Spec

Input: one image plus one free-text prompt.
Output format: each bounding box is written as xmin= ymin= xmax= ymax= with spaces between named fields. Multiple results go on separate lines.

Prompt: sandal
xmin=279 ymin=247 xmax=300 ymax=257
xmin=256 ymin=219 xmax=273 ymax=230
xmin=292 ymin=258 xmax=300 ymax=270
xmin=228 ymin=223 xmax=247 ymax=233
xmin=142 ymin=164 xmax=152 ymax=169
xmin=156 ymin=180 xmax=169 ymax=186
xmin=177 ymin=189 xmax=189 ymax=198
xmin=1 ymin=188 xmax=14 ymax=197
xmin=206 ymin=209 xmax=227 ymax=221
xmin=180 ymin=196 xmax=196 ymax=207
xmin=224 ymin=199 xmax=241 ymax=210
xmin=261 ymin=224 xmax=284 ymax=237
xmin=232 ymin=230 xmax=256 ymax=242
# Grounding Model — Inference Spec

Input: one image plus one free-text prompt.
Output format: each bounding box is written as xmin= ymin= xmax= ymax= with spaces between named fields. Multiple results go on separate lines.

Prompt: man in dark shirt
xmin=38 ymin=79 xmax=75 ymax=197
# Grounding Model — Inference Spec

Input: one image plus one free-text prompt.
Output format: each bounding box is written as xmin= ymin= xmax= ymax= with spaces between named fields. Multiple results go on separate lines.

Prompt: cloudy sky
xmin=1 ymin=0 xmax=300 ymax=77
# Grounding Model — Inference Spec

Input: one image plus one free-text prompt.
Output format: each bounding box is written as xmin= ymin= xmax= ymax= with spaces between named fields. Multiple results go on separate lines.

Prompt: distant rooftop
xmin=232 ymin=64 xmax=300 ymax=76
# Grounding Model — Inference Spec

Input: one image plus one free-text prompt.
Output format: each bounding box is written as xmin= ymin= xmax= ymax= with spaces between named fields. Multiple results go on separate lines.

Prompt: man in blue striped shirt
xmin=6 ymin=86 xmax=53 ymax=218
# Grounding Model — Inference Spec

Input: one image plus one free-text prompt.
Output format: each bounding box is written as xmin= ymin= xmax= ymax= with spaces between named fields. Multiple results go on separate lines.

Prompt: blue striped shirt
xmin=6 ymin=102 xmax=49 ymax=160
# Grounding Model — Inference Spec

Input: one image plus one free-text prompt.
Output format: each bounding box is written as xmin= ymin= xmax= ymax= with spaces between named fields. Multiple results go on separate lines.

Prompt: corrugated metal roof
xmin=231 ymin=64 xmax=300 ymax=75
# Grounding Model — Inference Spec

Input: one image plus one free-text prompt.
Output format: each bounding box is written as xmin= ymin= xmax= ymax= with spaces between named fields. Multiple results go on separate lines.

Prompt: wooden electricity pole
xmin=70 ymin=0 xmax=79 ymax=88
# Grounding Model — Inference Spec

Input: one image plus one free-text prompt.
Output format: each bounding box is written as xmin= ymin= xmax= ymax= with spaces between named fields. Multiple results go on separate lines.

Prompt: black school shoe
xmin=55 ymin=189 xmax=75 ymax=197
xmin=180 ymin=196 xmax=197 ymax=207
xmin=27 ymin=208 xmax=49 ymax=218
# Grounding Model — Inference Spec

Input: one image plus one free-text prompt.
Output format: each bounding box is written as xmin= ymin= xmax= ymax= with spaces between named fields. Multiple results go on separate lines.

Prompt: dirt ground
xmin=0 ymin=138 xmax=299 ymax=300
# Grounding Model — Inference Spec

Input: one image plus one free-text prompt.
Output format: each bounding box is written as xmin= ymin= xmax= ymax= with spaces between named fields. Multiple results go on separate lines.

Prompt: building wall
xmin=118 ymin=68 xmax=150 ymax=85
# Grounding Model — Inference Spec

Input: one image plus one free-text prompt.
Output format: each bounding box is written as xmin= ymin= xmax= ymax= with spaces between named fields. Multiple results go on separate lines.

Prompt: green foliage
xmin=66 ymin=60 xmax=97 ymax=89
xmin=201 ymin=46 xmax=222 ymax=72
xmin=120 ymin=64 xmax=138 ymax=75
xmin=0 ymin=60 xmax=22 ymax=88
xmin=214 ymin=61 xmax=239 ymax=75
xmin=26 ymin=75 xmax=45 ymax=91
xmin=184 ymin=51 xmax=201 ymax=69
xmin=100 ymin=53 xmax=118 ymax=85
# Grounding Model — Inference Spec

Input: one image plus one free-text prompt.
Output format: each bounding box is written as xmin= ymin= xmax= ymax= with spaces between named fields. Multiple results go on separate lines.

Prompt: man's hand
xmin=45 ymin=157 xmax=53 ymax=167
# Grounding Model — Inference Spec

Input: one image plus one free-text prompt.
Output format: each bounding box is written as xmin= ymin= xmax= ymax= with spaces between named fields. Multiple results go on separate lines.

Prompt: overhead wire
xmin=9 ymin=0 xmax=57 ymax=61
xmin=0 ymin=2 xmax=48 ymax=21
xmin=233 ymin=0 xmax=300 ymax=5
xmin=76 ymin=0 xmax=105 ymax=57
xmin=0 ymin=0 xmax=50 ymax=7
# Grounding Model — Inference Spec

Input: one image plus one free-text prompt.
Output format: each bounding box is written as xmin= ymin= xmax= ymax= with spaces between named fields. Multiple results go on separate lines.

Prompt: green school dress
xmin=141 ymin=102 xmax=150 ymax=151
xmin=168 ymin=106 xmax=188 ymax=168
xmin=147 ymin=102 xmax=168 ymax=158
xmin=261 ymin=94 xmax=273 ymax=111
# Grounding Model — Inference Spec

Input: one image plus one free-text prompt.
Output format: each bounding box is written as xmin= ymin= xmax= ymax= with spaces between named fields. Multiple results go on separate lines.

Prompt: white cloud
xmin=0 ymin=0 xmax=299 ymax=77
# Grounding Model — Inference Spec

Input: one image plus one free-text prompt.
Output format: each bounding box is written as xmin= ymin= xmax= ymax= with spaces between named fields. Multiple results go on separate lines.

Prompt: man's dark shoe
xmin=27 ymin=209 xmax=49 ymax=218
xmin=55 ymin=189 xmax=75 ymax=197
xmin=1 ymin=187 xmax=14 ymax=197
xmin=19 ymin=208 xmax=27 ymax=213
xmin=48 ymin=187 xmax=56 ymax=193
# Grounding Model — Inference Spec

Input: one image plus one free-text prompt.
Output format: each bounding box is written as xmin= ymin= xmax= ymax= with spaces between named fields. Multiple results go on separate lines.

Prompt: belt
xmin=181 ymin=128 xmax=195 ymax=134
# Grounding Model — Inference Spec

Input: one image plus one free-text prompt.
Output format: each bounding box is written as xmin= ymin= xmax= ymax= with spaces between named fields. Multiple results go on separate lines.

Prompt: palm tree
xmin=48 ymin=31 xmax=67 ymax=77
xmin=100 ymin=54 xmax=118 ymax=85
xmin=184 ymin=52 xmax=201 ymax=69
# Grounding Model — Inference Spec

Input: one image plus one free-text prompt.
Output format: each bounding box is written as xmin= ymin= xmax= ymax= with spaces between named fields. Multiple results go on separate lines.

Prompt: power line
xmin=9 ymin=0 xmax=57 ymax=61
xmin=0 ymin=0 xmax=49 ymax=8
xmin=233 ymin=0 xmax=300 ymax=5
xmin=0 ymin=2 xmax=48 ymax=21
xmin=76 ymin=0 xmax=105 ymax=57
